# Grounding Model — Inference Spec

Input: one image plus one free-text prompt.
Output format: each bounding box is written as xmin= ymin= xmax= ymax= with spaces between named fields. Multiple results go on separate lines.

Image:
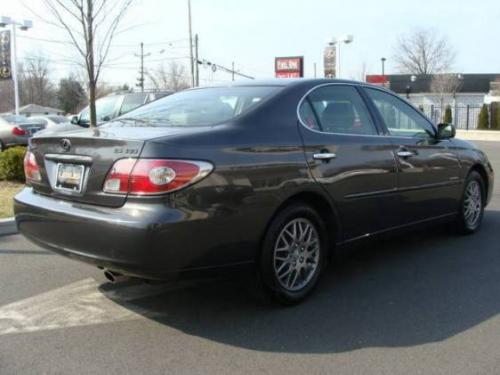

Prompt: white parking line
xmin=0 ymin=278 xmax=170 ymax=336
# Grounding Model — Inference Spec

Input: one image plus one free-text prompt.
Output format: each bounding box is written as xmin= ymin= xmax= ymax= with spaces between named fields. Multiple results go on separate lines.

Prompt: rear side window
xmin=299 ymin=85 xmax=377 ymax=135
xmin=122 ymin=86 xmax=282 ymax=127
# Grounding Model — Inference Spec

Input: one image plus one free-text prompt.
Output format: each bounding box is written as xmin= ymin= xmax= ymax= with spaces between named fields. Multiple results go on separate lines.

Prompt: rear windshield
xmin=121 ymin=86 xmax=281 ymax=126
xmin=1 ymin=115 xmax=29 ymax=124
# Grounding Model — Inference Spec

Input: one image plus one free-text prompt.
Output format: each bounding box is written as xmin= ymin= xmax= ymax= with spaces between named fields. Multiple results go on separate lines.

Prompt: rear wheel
xmin=455 ymin=171 xmax=485 ymax=234
xmin=258 ymin=203 xmax=328 ymax=305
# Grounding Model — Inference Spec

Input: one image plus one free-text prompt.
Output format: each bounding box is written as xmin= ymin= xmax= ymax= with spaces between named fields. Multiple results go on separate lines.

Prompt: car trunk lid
xmin=28 ymin=126 xmax=174 ymax=207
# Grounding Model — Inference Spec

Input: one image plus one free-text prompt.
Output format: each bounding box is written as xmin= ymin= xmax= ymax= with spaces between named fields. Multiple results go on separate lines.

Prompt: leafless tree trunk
xmin=44 ymin=0 xmax=133 ymax=127
xmin=147 ymin=61 xmax=190 ymax=92
xmin=393 ymin=28 xmax=456 ymax=75
xmin=431 ymin=74 xmax=462 ymax=117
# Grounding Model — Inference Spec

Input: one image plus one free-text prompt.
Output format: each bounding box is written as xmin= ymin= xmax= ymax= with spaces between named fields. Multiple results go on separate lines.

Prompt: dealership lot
xmin=0 ymin=141 xmax=499 ymax=375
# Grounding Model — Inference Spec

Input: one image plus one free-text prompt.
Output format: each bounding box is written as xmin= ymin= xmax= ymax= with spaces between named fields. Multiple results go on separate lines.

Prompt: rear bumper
xmin=4 ymin=135 xmax=29 ymax=147
xmin=14 ymin=188 xmax=255 ymax=279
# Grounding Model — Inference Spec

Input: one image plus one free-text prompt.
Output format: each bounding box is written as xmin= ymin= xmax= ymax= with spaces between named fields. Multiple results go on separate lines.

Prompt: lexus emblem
xmin=60 ymin=139 xmax=71 ymax=152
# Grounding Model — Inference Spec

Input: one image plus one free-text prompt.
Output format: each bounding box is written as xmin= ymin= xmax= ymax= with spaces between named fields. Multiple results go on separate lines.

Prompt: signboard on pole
xmin=324 ymin=43 xmax=336 ymax=78
xmin=0 ymin=30 xmax=12 ymax=81
xmin=275 ymin=56 xmax=304 ymax=78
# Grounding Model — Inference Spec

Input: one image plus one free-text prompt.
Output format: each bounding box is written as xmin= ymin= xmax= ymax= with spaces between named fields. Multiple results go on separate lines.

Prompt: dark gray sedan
xmin=14 ymin=80 xmax=494 ymax=304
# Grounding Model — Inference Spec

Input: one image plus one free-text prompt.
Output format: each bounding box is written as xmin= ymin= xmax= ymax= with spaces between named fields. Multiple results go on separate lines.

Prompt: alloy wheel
xmin=273 ymin=218 xmax=320 ymax=292
xmin=463 ymin=180 xmax=482 ymax=229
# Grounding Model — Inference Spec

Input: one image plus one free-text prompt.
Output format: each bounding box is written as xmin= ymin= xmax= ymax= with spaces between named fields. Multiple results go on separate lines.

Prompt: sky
xmin=4 ymin=0 xmax=500 ymax=88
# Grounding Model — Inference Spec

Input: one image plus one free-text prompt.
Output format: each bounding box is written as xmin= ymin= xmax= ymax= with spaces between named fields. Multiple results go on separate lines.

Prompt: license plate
xmin=56 ymin=163 xmax=84 ymax=193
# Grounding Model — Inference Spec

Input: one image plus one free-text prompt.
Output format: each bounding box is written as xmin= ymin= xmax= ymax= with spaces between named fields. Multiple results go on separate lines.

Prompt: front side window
xmin=122 ymin=86 xmax=281 ymax=127
xmin=299 ymin=85 xmax=377 ymax=135
xmin=365 ymin=88 xmax=435 ymax=138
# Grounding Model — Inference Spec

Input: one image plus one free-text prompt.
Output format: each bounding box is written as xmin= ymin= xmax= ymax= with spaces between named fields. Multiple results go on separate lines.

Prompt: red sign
xmin=275 ymin=56 xmax=304 ymax=78
xmin=366 ymin=75 xmax=388 ymax=84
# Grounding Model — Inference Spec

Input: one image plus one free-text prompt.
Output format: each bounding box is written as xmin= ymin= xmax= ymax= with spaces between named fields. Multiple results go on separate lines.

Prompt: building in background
xmin=367 ymin=74 xmax=500 ymax=129
xmin=4 ymin=104 xmax=65 ymax=117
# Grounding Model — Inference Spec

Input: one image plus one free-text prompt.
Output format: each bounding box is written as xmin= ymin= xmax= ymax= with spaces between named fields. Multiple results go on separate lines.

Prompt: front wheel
xmin=455 ymin=171 xmax=485 ymax=234
xmin=259 ymin=203 xmax=328 ymax=305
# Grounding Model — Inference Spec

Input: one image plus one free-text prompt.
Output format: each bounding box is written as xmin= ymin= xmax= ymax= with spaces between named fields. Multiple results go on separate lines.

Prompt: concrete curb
xmin=456 ymin=130 xmax=500 ymax=142
xmin=0 ymin=218 xmax=17 ymax=236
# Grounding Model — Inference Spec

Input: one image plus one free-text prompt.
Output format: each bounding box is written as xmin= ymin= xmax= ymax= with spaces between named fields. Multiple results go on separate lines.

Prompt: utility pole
xmin=135 ymin=42 xmax=150 ymax=92
xmin=187 ymin=0 xmax=195 ymax=87
xmin=232 ymin=61 xmax=235 ymax=81
xmin=381 ymin=57 xmax=386 ymax=76
xmin=194 ymin=34 xmax=199 ymax=86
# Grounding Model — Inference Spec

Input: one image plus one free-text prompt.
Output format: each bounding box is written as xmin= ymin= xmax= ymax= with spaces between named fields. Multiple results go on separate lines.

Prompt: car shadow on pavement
xmin=100 ymin=209 xmax=500 ymax=354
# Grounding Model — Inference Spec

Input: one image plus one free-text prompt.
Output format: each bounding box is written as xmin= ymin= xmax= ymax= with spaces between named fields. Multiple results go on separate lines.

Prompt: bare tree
xmin=431 ymin=74 xmax=462 ymax=115
xmin=147 ymin=61 xmax=190 ymax=92
xmin=354 ymin=61 xmax=368 ymax=82
xmin=0 ymin=81 xmax=15 ymax=112
xmin=20 ymin=53 xmax=57 ymax=107
xmin=43 ymin=0 xmax=133 ymax=127
xmin=393 ymin=29 xmax=456 ymax=75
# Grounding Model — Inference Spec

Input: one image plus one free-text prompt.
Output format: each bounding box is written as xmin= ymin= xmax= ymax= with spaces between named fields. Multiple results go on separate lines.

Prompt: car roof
xmin=189 ymin=78 xmax=394 ymax=93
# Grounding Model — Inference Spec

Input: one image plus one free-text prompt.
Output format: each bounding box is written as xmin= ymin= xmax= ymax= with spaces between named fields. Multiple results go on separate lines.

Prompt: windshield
xmin=47 ymin=115 xmax=69 ymax=124
xmin=80 ymin=95 xmax=121 ymax=123
xmin=121 ymin=86 xmax=281 ymax=126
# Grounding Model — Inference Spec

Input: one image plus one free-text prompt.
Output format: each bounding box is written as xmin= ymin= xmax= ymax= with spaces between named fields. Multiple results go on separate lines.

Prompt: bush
xmin=444 ymin=105 xmax=452 ymax=123
xmin=478 ymin=105 xmax=489 ymax=130
xmin=0 ymin=146 xmax=27 ymax=182
xmin=491 ymin=102 xmax=500 ymax=130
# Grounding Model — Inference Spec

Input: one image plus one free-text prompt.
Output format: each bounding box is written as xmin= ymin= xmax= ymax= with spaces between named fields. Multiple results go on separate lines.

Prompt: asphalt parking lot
xmin=1 ymin=141 xmax=499 ymax=375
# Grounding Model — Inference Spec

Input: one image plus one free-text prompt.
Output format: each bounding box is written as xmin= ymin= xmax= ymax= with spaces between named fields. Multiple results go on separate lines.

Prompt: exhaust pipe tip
xmin=104 ymin=270 xmax=126 ymax=283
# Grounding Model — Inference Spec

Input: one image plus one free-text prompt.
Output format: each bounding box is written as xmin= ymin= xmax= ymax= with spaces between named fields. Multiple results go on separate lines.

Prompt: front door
xmin=298 ymin=84 xmax=398 ymax=241
xmin=363 ymin=87 xmax=462 ymax=224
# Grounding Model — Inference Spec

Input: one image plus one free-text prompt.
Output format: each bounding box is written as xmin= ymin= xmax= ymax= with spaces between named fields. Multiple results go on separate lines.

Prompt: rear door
xmin=298 ymin=84 xmax=398 ymax=241
xmin=363 ymin=87 xmax=461 ymax=224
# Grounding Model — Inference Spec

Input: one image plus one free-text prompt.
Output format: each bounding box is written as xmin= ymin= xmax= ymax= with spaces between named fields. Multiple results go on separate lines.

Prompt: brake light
xmin=103 ymin=159 xmax=213 ymax=195
xmin=23 ymin=151 xmax=41 ymax=182
xmin=12 ymin=126 xmax=27 ymax=136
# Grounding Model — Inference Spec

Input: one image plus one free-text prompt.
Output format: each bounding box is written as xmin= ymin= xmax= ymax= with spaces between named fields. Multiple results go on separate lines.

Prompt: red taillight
xmin=103 ymin=159 xmax=213 ymax=195
xmin=23 ymin=151 xmax=41 ymax=182
xmin=12 ymin=126 xmax=27 ymax=136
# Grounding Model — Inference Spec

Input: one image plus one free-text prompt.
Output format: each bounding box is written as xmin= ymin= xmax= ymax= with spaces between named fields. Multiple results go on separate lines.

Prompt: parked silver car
xmin=29 ymin=115 xmax=71 ymax=129
xmin=71 ymin=91 xmax=173 ymax=127
xmin=0 ymin=114 xmax=45 ymax=152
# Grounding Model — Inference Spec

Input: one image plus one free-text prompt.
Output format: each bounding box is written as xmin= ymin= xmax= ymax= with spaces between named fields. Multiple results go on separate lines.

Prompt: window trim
xmin=296 ymin=83 xmax=384 ymax=137
xmin=361 ymin=85 xmax=437 ymax=139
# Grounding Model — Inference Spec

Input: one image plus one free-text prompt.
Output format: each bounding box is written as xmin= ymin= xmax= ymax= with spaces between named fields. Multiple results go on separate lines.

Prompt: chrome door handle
xmin=396 ymin=150 xmax=415 ymax=158
xmin=313 ymin=153 xmax=336 ymax=161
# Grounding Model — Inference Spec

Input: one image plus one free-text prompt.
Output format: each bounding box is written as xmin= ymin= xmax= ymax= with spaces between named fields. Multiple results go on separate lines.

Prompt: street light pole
xmin=0 ymin=16 xmax=33 ymax=115
xmin=331 ymin=35 xmax=353 ymax=79
xmin=11 ymin=24 xmax=19 ymax=115
xmin=187 ymin=0 xmax=195 ymax=87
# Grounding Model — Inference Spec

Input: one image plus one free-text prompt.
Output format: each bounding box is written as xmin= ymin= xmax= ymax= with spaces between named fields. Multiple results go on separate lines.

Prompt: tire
xmin=455 ymin=171 xmax=485 ymax=234
xmin=258 ymin=202 xmax=329 ymax=305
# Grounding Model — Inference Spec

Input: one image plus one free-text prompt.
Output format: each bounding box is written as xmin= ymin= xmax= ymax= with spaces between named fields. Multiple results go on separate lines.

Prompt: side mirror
xmin=101 ymin=115 xmax=111 ymax=122
xmin=436 ymin=123 xmax=456 ymax=140
xmin=70 ymin=116 xmax=79 ymax=125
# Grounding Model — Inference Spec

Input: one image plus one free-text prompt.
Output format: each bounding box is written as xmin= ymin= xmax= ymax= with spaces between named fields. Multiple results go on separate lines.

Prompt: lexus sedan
xmin=14 ymin=79 xmax=494 ymax=304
